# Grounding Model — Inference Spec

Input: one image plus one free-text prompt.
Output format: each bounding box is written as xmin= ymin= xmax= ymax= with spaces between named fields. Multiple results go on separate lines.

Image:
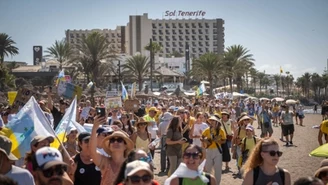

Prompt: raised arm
xmin=47 ymin=87 xmax=53 ymax=111
xmin=90 ymin=115 xmax=107 ymax=167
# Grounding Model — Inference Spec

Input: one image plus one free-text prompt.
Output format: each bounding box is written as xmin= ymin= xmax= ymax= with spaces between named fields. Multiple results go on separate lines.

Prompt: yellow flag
xmin=280 ymin=66 xmax=283 ymax=74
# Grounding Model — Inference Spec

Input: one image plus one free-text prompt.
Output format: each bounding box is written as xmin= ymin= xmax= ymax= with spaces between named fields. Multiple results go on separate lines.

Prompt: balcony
xmin=205 ymin=23 xmax=209 ymax=28
xmin=152 ymin=24 xmax=156 ymax=29
xmin=165 ymin=24 xmax=170 ymax=28
xmin=198 ymin=23 xmax=203 ymax=28
xmin=173 ymin=30 xmax=177 ymax=34
xmin=179 ymin=30 xmax=183 ymax=34
xmin=152 ymin=30 xmax=157 ymax=34
xmin=179 ymin=23 xmax=183 ymax=28
xmin=192 ymin=37 xmax=196 ymax=41
xmin=165 ymin=31 xmax=170 ymax=35
xmin=213 ymin=23 xmax=217 ymax=28
xmin=192 ymin=23 xmax=196 ymax=28
xmin=185 ymin=23 xmax=190 ymax=28
xmin=192 ymin=30 xmax=196 ymax=34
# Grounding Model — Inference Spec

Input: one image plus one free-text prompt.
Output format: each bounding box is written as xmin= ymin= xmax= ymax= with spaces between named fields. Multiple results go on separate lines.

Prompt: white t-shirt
xmin=6 ymin=165 xmax=35 ymax=185
xmin=192 ymin=122 xmax=209 ymax=147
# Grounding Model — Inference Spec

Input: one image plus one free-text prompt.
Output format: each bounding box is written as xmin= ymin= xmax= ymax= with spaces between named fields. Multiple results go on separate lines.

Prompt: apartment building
xmin=65 ymin=13 xmax=225 ymax=59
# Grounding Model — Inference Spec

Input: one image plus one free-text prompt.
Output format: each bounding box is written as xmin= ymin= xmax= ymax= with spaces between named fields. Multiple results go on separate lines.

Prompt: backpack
xmin=253 ymin=166 xmax=285 ymax=185
xmin=179 ymin=172 xmax=211 ymax=185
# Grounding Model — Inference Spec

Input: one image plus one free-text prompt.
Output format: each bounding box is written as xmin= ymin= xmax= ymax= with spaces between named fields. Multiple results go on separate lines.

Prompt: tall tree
xmin=223 ymin=45 xmax=254 ymax=93
xmin=191 ymin=52 xmax=222 ymax=95
xmin=144 ymin=42 xmax=163 ymax=55
xmin=76 ymin=32 xmax=116 ymax=84
xmin=273 ymin=74 xmax=281 ymax=96
xmin=249 ymin=68 xmax=258 ymax=95
xmin=122 ymin=54 xmax=150 ymax=91
xmin=45 ymin=39 xmax=73 ymax=70
xmin=257 ymin=72 xmax=266 ymax=93
xmin=0 ymin=33 xmax=19 ymax=64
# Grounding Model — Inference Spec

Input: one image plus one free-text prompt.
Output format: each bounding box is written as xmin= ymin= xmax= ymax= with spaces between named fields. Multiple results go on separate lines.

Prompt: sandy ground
xmin=152 ymin=113 xmax=324 ymax=184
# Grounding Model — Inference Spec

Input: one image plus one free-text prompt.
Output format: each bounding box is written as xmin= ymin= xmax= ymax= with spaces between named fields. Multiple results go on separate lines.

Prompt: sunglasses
xmin=109 ymin=137 xmax=125 ymax=144
xmin=262 ymin=150 xmax=283 ymax=157
xmin=183 ymin=152 xmax=201 ymax=159
xmin=128 ymin=174 xmax=152 ymax=184
xmin=139 ymin=156 xmax=152 ymax=163
xmin=138 ymin=122 xmax=148 ymax=126
xmin=42 ymin=165 xmax=67 ymax=178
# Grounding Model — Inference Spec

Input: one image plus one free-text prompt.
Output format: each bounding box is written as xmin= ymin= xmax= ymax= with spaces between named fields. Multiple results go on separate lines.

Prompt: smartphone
xmin=96 ymin=107 xmax=106 ymax=117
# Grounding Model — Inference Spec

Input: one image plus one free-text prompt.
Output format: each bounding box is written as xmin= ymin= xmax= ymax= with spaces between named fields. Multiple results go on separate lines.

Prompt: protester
xmin=280 ymin=104 xmax=295 ymax=146
xmin=0 ymin=135 xmax=35 ymax=185
xmin=240 ymin=125 xmax=259 ymax=166
xmin=260 ymin=106 xmax=273 ymax=138
xmin=221 ymin=111 xmax=233 ymax=170
xmin=47 ymin=87 xmax=68 ymax=129
xmin=96 ymin=127 xmax=113 ymax=157
xmin=70 ymin=132 xmax=101 ymax=185
xmin=120 ymin=160 xmax=159 ymax=185
xmin=120 ymin=112 xmax=135 ymax=136
xmin=166 ymin=117 xmax=186 ymax=176
xmin=294 ymin=177 xmax=324 ymax=185
xmin=61 ymin=128 xmax=78 ymax=159
xmin=25 ymin=135 xmax=55 ymax=175
xmin=201 ymin=116 xmax=226 ymax=184
xmin=242 ymin=138 xmax=291 ymax=185
xmin=169 ymin=144 xmax=216 ymax=185
xmin=157 ymin=112 xmax=173 ymax=173
xmin=190 ymin=112 xmax=209 ymax=147
xmin=90 ymin=115 xmax=134 ymax=185
xmin=0 ymin=174 xmax=19 ymax=185
xmin=131 ymin=118 xmax=152 ymax=154
xmin=143 ymin=107 xmax=157 ymax=158
xmin=32 ymin=147 xmax=73 ymax=185
xmin=314 ymin=159 xmax=328 ymax=185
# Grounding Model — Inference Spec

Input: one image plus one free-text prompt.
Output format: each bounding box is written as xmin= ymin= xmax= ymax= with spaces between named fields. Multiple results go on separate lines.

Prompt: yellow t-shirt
xmin=143 ymin=114 xmax=155 ymax=122
xmin=242 ymin=137 xmax=257 ymax=155
xmin=202 ymin=127 xmax=226 ymax=149
xmin=320 ymin=120 xmax=328 ymax=134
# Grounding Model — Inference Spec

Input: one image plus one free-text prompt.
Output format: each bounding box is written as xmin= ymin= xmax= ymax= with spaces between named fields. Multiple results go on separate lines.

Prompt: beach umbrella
xmin=286 ymin=99 xmax=297 ymax=104
xmin=272 ymin=97 xmax=284 ymax=102
xmin=260 ymin=97 xmax=270 ymax=101
xmin=310 ymin=144 xmax=328 ymax=157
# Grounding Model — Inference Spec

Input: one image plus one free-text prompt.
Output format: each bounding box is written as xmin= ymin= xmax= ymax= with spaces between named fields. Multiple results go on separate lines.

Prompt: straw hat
xmin=238 ymin=116 xmax=252 ymax=123
xmin=102 ymin=131 xmax=134 ymax=157
xmin=221 ymin=111 xmax=230 ymax=115
xmin=314 ymin=159 xmax=328 ymax=177
xmin=135 ymin=117 xmax=151 ymax=127
xmin=208 ymin=116 xmax=221 ymax=123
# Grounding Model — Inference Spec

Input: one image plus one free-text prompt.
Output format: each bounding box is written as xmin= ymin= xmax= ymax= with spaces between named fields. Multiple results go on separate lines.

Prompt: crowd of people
xmin=0 ymin=90 xmax=327 ymax=185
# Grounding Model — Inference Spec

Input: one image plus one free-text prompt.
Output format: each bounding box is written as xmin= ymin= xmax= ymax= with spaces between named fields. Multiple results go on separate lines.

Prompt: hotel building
xmin=65 ymin=13 xmax=225 ymax=59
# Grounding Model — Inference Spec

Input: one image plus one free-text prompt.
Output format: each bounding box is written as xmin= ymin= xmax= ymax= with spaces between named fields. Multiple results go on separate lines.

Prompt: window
xmin=185 ymin=23 xmax=189 ymax=28
xmin=205 ymin=29 xmax=209 ymax=34
xmin=205 ymin=23 xmax=209 ymax=28
xmin=213 ymin=29 xmax=217 ymax=34
xmin=192 ymin=23 xmax=196 ymax=28
xmin=198 ymin=23 xmax=203 ymax=28
xmin=70 ymin=34 xmax=74 ymax=38
xmin=152 ymin=30 xmax=157 ymax=34
xmin=152 ymin=23 xmax=156 ymax=28
xmin=179 ymin=23 xmax=183 ymax=28
xmin=172 ymin=23 xmax=176 ymax=28
xmin=192 ymin=30 xmax=196 ymax=34
xmin=165 ymin=23 xmax=170 ymax=28
xmin=152 ymin=36 xmax=157 ymax=41
xmin=213 ymin=23 xmax=217 ymax=28
xmin=179 ymin=30 xmax=183 ymax=34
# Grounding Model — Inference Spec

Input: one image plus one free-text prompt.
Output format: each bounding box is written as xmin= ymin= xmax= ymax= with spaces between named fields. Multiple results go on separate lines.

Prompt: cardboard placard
xmin=57 ymin=81 xmax=82 ymax=99
xmin=124 ymin=99 xmax=139 ymax=112
xmin=105 ymin=97 xmax=122 ymax=109
xmin=11 ymin=88 xmax=39 ymax=111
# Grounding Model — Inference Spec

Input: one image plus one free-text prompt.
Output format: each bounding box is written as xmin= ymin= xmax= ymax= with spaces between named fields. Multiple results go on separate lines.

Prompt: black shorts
xmin=282 ymin=124 xmax=294 ymax=136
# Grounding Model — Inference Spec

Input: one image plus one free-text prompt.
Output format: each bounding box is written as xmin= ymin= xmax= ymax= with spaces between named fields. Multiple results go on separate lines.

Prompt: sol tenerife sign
xmin=165 ymin=10 xmax=206 ymax=17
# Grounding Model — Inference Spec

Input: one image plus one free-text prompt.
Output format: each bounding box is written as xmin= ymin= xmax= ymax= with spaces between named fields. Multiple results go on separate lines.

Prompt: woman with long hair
xmin=90 ymin=116 xmax=134 ymax=185
xmin=62 ymin=128 xmax=78 ymax=160
xmin=242 ymin=138 xmax=291 ymax=185
xmin=166 ymin=116 xmax=186 ymax=176
xmin=131 ymin=118 xmax=152 ymax=154
xmin=169 ymin=144 xmax=216 ymax=185
xmin=120 ymin=112 xmax=135 ymax=136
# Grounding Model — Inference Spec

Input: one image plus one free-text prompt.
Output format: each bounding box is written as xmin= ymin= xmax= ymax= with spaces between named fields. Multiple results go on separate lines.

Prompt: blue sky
xmin=1 ymin=0 xmax=327 ymax=78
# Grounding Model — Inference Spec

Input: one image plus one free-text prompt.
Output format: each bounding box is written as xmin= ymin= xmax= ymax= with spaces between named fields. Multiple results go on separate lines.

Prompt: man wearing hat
xmin=0 ymin=135 xmax=35 ymax=185
xmin=143 ymin=107 xmax=157 ymax=159
xmin=32 ymin=147 xmax=73 ymax=185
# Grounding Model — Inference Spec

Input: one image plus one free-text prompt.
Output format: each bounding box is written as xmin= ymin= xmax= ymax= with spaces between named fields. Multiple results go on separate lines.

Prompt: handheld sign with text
xmin=124 ymin=99 xmax=139 ymax=112
xmin=11 ymin=88 xmax=39 ymax=112
xmin=7 ymin=91 xmax=18 ymax=106
xmin=57 ymin=81 xmax=82 ymax=99
xmin=106 ymin=90 xmax=118 ymax=97
xmin=105 ymin=97 xmax=122 ymax=109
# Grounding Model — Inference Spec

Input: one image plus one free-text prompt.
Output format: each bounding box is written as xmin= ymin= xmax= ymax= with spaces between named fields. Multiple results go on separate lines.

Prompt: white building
xmin=156 ymin=56 xmax=192 ymax=74
xmin=65 ymin=13 xmax=225 ymax=60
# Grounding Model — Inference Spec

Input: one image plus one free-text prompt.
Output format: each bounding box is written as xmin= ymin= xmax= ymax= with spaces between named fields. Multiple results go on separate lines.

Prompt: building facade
xmin=65 ymin=13 xmax=225 ymax=59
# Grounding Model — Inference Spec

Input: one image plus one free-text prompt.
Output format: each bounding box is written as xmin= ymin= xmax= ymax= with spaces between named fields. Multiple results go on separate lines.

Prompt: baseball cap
xmin=30 ymin=135 xmax=55 ymax=147
xmin=78 ymin=132 xmax=91 ymax=142
xmin=96 ymin=127 xmax=113 ymax=135
xmin=246 ymin=124 xmax=254 ymax=131
xmin=0 ymin=135 xmax=18 ymax=161
xmin=34 ymin=147 xmax=66 ymax=170
xmin=124 ymin=160 xmax=153 ymax=178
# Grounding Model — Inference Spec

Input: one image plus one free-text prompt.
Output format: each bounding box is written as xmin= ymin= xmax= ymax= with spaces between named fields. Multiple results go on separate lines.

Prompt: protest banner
xmin=124 ymin=99 xmax=139 ymax=112
xmin=11 ymin=88 xmax=39 ymax=112
xmin=8 ymin=91 xmax=18 ymax=105
xmin=105 ymin=97 xmax=122 ymax=109
xmin=106 ymin=90 xmax=118 ymax=97
xmin=57 ymin=81 xmax=82 ymax=99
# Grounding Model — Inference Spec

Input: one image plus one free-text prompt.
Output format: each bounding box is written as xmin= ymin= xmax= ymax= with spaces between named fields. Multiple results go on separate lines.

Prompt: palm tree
xmin=122 ymin=54 xmax=150 ymax=91
xmin=303 ymin=72 xmax=312 ymax=98
xmin=311 ymin=73 xmax=323 ymax=99
xmin=45 ymin=39 xmax=73 ymax=70
xmin=144 ymin=42 xmax=163 ymax=55
xmin=191 ymin=52 xmax=222 ymax=95
xmin=76 ymin=32 xmax=116 ymax=84
xmin=6 ymin=61 xmax=20 ymax=72
xmin=223 ymin=45 xmax=254 ymax=93
xmin=0 ymin=33 xmax=19 ymax=64
xmin=249 ymin=68 xmax=258 ymax=95
xmin=257 ymin=72 xmax=266 ymax=93
xmin=0 ymin=64 xmax=16 ymax=90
